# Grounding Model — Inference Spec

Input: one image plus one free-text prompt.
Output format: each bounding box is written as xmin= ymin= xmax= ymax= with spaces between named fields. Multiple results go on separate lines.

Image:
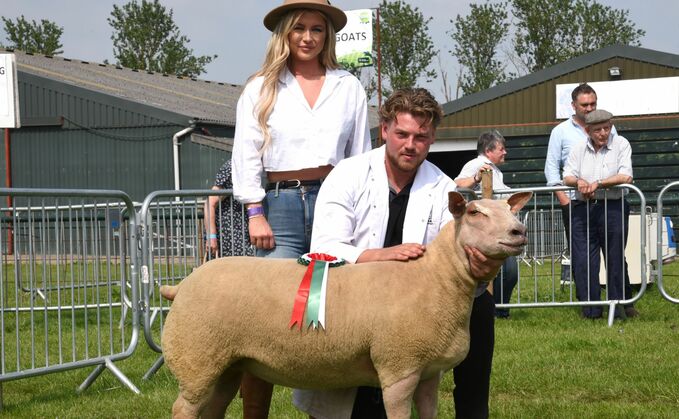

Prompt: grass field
xmin=0 ymin=263 xmax=678 ymax=418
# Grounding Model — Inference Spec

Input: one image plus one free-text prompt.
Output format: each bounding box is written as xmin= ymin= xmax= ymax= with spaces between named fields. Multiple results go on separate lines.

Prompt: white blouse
xmin=232 ymin=67 xmax=372 ymax=204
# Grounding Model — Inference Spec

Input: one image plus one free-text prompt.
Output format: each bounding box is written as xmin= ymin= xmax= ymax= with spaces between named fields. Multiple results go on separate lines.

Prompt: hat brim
xmin=263 ymin=3 xmax=347 ymax=32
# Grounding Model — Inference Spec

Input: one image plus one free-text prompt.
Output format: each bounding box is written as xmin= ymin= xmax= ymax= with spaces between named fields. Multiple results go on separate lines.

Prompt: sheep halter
xmin=289 ymin=253 xmax=345 ymax=330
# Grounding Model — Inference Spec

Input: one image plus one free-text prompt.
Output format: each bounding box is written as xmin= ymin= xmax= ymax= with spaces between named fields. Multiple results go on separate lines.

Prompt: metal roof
xmin=8 ymin=49 xmax=244 ymax=126
xmin=442 ymin=44 xmax=679 ymax=115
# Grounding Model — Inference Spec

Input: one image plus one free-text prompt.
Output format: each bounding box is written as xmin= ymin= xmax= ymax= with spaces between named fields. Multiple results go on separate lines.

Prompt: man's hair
xmin=379 ymin=88 xmax=443 ymax=128
xmin=477 ymin=130 xmax=506 ymax=155
xmin=571 ymin=83 xmax=597 ymax=102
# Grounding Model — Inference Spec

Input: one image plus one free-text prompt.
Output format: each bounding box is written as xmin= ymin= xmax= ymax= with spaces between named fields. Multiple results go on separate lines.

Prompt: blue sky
xmin=3 ymin=0 xmax=678 ymax=102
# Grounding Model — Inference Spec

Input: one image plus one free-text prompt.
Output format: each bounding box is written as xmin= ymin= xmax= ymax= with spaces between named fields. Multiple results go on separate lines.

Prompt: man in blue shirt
xmin=545 ymin=83 xmax=616 ymax=243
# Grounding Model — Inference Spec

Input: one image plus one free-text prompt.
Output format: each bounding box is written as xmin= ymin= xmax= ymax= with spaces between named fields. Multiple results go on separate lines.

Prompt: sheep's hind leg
xmin=171 ymin=393 xmax=203 ymax=419
xmin=171 ymin=369 xmax=243 ymax=419
xmin=413 ymin=373 xmax=440 ymax=419
xmin=381 ymin=370 xmax=422 ymax=419
xmin=202 ymin=369 xmax=243 ymax=419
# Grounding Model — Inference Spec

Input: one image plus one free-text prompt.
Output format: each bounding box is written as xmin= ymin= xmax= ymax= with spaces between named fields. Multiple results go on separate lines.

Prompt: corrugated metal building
xmin=427 ymin=45 xmax=679 ymax=214
xmin=2 ymin=49 xmax=244 ymax=201
xmin=3 ymin=50 xmax=380 ymax=202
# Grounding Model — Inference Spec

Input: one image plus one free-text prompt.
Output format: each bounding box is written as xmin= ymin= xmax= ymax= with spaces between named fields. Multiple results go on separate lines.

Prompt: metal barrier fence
xmin=0 ymin=188 xmax=140 ymax=396
xmin=656 ymin=181 xmax=679 ymax=303
xmin=494 ymin=185 xmax=647 ymax=326
xmin=521 ymin=208 xmax=568 ymax=263
xmin=138 ymin=190 xmax=252 ymax=378
xmin=0 ymin=183 xmax=666 ymax=397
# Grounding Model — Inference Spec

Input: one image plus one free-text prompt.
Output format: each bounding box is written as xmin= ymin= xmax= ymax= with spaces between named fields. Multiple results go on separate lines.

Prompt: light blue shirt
xmin=545 ymin=116 xmax=617 ymax=186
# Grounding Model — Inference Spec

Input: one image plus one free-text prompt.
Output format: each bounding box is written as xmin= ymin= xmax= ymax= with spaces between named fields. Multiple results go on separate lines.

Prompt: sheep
xmin=161 ymin=191 xmax=532 ymax=419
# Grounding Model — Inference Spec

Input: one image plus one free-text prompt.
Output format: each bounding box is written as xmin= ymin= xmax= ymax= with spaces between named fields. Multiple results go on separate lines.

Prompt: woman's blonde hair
xmin=251 ymin=9 xmax=339 ymax=151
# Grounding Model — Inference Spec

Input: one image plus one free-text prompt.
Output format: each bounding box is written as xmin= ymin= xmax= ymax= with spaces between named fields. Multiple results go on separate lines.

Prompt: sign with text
xmin=556 ymin=77 xmax=679 ymax=119
xmin=0 ymin=53 xmax=20 ymax=128
xmin=336 ymin=9 xmax=373 ymax=69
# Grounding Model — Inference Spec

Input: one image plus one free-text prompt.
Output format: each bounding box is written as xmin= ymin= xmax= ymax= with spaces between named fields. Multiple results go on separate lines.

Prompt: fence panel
xmin=138 ymin=190 xmax=252 ymax=368
xmin=656 ymin=181 xmax=679 ymax=303
xmin=493 ymin=185 xmax=647 ymax=326
xmin=0 ymin=188 xmax=140 ymax=394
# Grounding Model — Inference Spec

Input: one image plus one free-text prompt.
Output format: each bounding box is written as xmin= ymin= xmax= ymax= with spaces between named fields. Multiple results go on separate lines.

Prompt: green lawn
xmin=0 ymin=263 xmax=678 ymax=418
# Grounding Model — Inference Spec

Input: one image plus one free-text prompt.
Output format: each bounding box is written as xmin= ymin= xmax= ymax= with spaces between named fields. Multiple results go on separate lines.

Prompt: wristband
xmin=208 ymin=233 xmax=217 ymax=239
xmin=247 ymin=206 xmax=264 ymax=218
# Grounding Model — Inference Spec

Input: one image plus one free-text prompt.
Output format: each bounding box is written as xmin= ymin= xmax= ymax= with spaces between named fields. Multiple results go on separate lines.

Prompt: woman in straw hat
xmin=231 ymin=1 xmax=371 ymax=417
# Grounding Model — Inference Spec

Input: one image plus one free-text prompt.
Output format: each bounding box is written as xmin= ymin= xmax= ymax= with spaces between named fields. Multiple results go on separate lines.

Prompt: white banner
xmin=556 ymin=77 xmax=679 ymax=119
xmin=336 ymin=9 xmax=373 ymax=68
xmin=0 ymin=53 xmax=20 ymax=128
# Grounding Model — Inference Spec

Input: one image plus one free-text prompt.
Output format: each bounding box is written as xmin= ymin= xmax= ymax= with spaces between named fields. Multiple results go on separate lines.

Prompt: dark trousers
xmin=351 ymin=291 xmax=495 ymax=419
xmin=493 ymin=256 xmax=518 ymax=317
xmin=561 ymin=203 xmax=571 ymax=248
xmin=570 ymin=199 xmax=632 ymax=317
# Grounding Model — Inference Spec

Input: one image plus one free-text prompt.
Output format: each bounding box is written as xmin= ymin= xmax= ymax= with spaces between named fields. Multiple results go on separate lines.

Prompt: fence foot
xmin=607 ymin=302 xmax=617 ymax=327
xmin=77 ymin=358 xmax=140 ymax=395
xmin=143 ymin=355 xmax=165 ymax=380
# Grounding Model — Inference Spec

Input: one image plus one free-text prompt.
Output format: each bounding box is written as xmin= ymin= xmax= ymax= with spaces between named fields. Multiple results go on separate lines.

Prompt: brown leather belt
xmin=265 ymin=179 xmax=322 ymax=191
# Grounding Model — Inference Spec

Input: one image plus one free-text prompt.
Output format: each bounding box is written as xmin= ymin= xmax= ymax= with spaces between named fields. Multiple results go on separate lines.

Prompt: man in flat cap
xmin=563 ymin=109 xmax=637 ymax=320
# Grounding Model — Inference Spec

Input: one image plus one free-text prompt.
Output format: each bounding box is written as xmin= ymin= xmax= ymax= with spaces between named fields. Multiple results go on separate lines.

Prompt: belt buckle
xmin=290 ymin=179 xmax=301 ymax=188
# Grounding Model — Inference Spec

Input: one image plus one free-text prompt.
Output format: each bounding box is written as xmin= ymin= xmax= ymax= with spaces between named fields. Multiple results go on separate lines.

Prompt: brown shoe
xmin=624 ymin=307 xmax=640 ymax=318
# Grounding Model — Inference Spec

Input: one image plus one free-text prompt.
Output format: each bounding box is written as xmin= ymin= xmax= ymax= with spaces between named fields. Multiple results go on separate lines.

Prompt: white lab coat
xmin=293 ymin=145 xmax=457 ymax=418
xmin=311 ymin=145 xmax=455 ymax=263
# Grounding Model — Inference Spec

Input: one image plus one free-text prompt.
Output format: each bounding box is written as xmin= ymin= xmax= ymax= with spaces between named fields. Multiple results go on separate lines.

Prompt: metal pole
xmin=376 ymin=7 xmax=383 ymax=147
xmin=481 ymin=169 xmax=494 ymax=294
xmin=4 ymin=128 xmax=13 ymax=255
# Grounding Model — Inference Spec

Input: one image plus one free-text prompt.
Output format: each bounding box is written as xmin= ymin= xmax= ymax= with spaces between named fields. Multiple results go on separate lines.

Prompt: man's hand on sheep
xmin=465 ymin=245 xmax=504 ymax=281
xmin=356 ymin=243 xmax=426 ymax=262
xmin=356 ymin=243 xmax=503 ymax=282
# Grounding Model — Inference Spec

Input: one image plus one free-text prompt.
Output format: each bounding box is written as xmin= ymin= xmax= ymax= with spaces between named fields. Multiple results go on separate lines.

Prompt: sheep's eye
xmin=469 ymin=209 xmax=480 ymax=215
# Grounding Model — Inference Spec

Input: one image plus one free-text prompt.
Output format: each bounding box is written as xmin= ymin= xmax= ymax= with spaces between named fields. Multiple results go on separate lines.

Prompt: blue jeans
xmin=257 ymin=186 xmax=320 ymax=259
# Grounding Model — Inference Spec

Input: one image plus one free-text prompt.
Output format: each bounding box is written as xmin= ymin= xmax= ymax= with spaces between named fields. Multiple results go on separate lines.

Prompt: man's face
xmin=382 ymin=112 xmax=435 ymax=176
xmin=571 ymin=92 xmax=597 ymax=121
xmin=485 ymin=143 xmax=507 ymax=166
xmin=586 ymin=121 xmax=612 ymax=150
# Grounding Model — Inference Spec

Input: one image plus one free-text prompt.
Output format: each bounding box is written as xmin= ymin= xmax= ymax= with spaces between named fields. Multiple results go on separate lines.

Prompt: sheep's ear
xmin=448 ymin=191 xmax=467 ymax=219
xmin=507 ymin=192 xmax=533 ymax=214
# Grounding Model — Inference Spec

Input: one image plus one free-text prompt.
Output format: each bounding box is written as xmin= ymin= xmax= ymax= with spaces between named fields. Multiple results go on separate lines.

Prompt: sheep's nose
xmin=511 ymin=223 xmax=527 ymax=237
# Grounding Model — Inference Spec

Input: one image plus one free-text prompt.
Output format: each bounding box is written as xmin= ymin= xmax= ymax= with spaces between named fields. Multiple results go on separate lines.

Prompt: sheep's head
xmin=448 ymin=191 xmax=532 ymax=260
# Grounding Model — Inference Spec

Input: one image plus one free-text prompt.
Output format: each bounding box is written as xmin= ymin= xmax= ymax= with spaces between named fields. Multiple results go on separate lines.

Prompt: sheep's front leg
xmin=413 ymin=373 xmax=441 ymax=419
xmin=382 ymin=371 xmax=422 ymax=419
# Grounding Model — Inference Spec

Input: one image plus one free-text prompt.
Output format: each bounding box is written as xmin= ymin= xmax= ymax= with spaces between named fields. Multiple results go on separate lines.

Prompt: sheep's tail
xmin=160 ymin=284 xmax=180 ymax=301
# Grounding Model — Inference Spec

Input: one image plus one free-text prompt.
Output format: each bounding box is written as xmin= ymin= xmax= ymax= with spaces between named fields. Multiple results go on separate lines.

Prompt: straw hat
xmin=263 ymin=0 xmax=347 ymax=32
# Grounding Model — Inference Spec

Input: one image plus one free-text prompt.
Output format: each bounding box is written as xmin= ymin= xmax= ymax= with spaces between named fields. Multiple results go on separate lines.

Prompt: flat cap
xmin=585 ymin=109 xmax=613 ymax=125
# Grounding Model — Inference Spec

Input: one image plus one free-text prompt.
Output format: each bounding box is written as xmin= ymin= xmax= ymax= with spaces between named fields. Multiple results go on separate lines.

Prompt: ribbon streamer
xmin=289 ymin=260 xmax=315 ymax=330
xmin=305 ymin=261 xmax=327 ymax=329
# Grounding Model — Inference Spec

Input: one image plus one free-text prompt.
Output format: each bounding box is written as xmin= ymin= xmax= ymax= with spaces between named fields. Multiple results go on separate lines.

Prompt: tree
xmin=449 ymin=2 xmax=510 ymax=96
xmin=512 ymin=0 xmax=645 ymax=72
xmin=341 ymin=63 xmax=378 ymax=101
xmin=108 ymin=0 xmax=216 ymax=77
xmin=1 ymin=15 xmax=63 ymax=55
xmin=376 ymin=0 xmax=438 ymax=98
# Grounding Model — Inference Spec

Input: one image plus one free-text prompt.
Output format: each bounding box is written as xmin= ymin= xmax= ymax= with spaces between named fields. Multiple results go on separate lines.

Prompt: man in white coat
xmin=293 ymin=88 xmax=502 ymax=419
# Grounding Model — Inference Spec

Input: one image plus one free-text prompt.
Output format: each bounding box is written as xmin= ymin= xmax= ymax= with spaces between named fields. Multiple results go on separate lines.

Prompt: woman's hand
xmin=208 ymin=237 xmax=219 ymax=256
xmin=248 ymin=216 xmax=275 ymax=249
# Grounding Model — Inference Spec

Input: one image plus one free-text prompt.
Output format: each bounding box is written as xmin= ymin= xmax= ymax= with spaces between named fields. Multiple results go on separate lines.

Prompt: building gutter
xmin=172 ymin=124 xmax=195 ymax=193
